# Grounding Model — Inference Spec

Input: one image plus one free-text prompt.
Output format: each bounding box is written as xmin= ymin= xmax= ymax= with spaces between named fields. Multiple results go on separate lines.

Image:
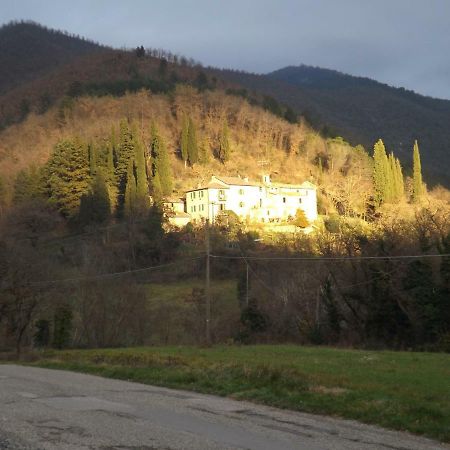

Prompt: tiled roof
xmin=213 ymin=176 xmax=261 ymax=187
xmin=186 ymin=181 xmax=230 ymax=192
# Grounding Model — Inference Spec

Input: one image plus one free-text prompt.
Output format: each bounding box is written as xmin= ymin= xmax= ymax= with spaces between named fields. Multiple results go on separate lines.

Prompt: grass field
xmin=29 ymin=345 xmax=450 ymax=442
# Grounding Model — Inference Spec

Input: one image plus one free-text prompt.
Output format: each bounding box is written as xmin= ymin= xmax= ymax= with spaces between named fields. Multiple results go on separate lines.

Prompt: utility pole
xmin=205 ymin=219 xmax=211 ymax=346
xmin=246 ymin=262 xmax=249 ymax=306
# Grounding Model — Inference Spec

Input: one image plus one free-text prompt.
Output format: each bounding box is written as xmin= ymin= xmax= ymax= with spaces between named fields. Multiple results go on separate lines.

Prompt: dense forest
xmin=0 ymin=22 xmax=449 ymax=356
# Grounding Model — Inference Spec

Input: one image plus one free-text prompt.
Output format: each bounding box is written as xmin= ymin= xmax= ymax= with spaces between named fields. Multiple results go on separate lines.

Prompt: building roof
xmin=213 ymin=175 xmax=260 ymax=187
xmin=186 ymin=176 xmax=316 ymax=193
xmin=164 ymin=197 xmax=185 ymax=203
xmin=186 ymin=181 xmax=230 ymax=192
xmin=270 ymin=180 xmax=317 ymax=190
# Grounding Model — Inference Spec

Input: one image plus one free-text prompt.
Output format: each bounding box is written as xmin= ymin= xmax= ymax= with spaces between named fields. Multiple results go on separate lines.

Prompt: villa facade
xmin=183 ymin=175 xmax=317 ymax=224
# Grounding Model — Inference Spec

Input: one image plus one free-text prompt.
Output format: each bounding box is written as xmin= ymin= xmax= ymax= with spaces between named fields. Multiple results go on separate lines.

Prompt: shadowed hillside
xmin=0 ymin=21 xmax=106 ymax=94
xmin=216 ymin=65 xmax=450 ymax=186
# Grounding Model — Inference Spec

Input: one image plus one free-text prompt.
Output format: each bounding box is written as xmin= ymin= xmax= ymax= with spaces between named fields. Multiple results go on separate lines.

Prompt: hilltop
xmin=0 ymin=21 xmax=449 ymax=187
xmin=217 ymin=65 xmax=450 ymax=186
xmin=0 ymin=20 xmax=106 ymax=95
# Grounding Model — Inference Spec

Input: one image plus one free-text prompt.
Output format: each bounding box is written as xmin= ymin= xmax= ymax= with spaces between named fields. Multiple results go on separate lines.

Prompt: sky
xmin=2 ymin=0 xmax=450 ymax=99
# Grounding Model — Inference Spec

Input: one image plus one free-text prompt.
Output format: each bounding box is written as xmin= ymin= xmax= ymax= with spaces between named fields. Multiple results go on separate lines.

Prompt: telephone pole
xmin=205 ymin=219 xmax=211 ymax=346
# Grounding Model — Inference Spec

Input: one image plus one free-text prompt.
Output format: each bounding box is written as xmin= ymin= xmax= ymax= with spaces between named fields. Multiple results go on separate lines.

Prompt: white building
xmin=185 ymin=175 xmax=317 ymax=224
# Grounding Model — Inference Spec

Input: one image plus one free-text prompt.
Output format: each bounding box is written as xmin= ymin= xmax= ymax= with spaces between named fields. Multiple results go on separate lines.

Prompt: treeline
xmin=9 ymin=114 xmax=233 ymax=224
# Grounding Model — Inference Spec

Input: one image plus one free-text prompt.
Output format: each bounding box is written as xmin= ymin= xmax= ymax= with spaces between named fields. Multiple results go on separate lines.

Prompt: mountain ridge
xmin=0 ymin=21 xmax=449 ymax=186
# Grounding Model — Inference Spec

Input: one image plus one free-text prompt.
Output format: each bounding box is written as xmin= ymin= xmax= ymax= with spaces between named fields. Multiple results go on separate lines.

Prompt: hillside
xmin=216 ymin=65 xmax=450 ymax=186
xmin=0 ymin=21 xmax=106 ymax=95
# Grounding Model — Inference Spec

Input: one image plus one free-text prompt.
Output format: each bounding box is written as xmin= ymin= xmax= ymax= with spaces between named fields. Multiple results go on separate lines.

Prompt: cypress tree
xmin=116 ymin=120 xmax=135 ymax=191
xmin=412 ymin=140 xmax=424 ymax=202
xmin=151 ymin=172 xmax=163 ymax=203
xmin=387 ymin=152 xmax=397 ymax=202
xmin=0 ymin=174 xmax=6 ymax=213
xmin=218 ymin=119 xmax=231 ymax=163
xmin=88 ymin=142 xmax=97 ymax=176
xmin=187 ymin=117 xmax=198 ymax=165
xmin=124 ymin=161 xmax=137 ymax=217
xmin=199 ymin=135 xmax=210 ymax=165
xmin=150 ymin=122 xmax=173 ymax=197
xmin=396 ymin=157 xmax=405 ymax=199
xmin=134 ymin=133 xmax=149 ymax=210
xmin=181 ymin=115 xmax=189 ymax=168
xmin=372 ymin=139 xmax=389 ymax=206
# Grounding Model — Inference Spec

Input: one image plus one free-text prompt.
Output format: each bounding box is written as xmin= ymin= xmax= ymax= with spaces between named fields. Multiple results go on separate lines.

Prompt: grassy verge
xmin=26 ymin=345 xmax=450 ymax=442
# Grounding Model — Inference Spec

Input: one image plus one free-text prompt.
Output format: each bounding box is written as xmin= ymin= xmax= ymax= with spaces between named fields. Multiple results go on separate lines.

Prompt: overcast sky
xmin=2 ymin=0 xmax=450 ymax=99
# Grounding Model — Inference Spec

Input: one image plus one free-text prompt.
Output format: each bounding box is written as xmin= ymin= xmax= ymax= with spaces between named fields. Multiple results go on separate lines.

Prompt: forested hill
xmin=1 ymin=21 xmax=449 ymax=187
xmin=216 ymin=65 xmax=450 ymax=186
xmin=0 ymin=21 xmax=106 ymax=94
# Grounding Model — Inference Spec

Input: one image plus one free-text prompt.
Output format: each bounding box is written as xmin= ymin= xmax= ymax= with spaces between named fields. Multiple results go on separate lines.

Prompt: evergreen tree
xmin=218 ymin=119 xmax=231 ymax=163
xmin=412 ymin=140 xmax=424 ymax=202
xmin=116 ymin=120 xmax=135 ymax=191
xmin=187 ymin=117 xmax=198 ymax=165
xmin=395 ymin=157 xmax=405 ymax=199
xmin=180 ymin=115 xmax=189 ymax=168
xmin=149 ymin=122 xmax=173 ymax=196
xmin=387 ymin=152 xmax=397 ymax=202
xmin=46 ymin=138 xmax=90 ymax=217
xmin=124 ymin=161 xmax=137 ymax=216
xmin=13 ymin=166 xmax=41 ymax=204
xmin=151 ymin=172 xmax=163 ymax=202
xmin=88 ymin=142 xmax=97 ymax=176
xmin=0 ymin=174 xmax=7 ymax=214
xmin=372 ymin=139 xmax=389 ymax=206
xmin=78 ymin=171 xmax=111 ymax=226
xmin=199 ymin=135 xmax=210 ymax=165
xmin=134 ymin=132 xmax=149 ymax=211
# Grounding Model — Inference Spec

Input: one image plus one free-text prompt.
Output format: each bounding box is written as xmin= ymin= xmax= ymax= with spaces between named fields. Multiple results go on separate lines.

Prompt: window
xmin=193 ymin=206 xmax=196 ymax=212
xmin=239 ymin=189 xmax=244 ymax=195
xmin=220 ymin=204 xmax=225 ymax=211
xmin=259 ymin=187 xmax=262 ymax=192
xmin=239 ymin=202 xmax=244 ymax=207
xmin=259 ymin=199 xmax=262 ymax=207
xmin=283 ymin=197 xmax=286 ymax=203
xmin=299 ymin=198 xmax=302 ymax=204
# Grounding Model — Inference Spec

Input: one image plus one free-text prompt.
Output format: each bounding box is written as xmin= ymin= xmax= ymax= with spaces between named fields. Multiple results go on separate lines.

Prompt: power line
xmin=23 ymin=256 xmax=205 ymax=287
xmin=210 ymin=253 xmax=450 ymax=261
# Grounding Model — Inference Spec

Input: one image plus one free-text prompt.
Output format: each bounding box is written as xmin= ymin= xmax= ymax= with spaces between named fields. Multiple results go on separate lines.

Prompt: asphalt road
xmin=0 ymin=365 xmax=447 ymax=450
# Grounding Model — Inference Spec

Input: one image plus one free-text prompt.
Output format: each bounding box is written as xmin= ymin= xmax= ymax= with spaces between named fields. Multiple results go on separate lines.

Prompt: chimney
xmin=262 ymin=174 xmax=271 ymax=184
xmin=243 ymin=177 xmax=249 ymax=182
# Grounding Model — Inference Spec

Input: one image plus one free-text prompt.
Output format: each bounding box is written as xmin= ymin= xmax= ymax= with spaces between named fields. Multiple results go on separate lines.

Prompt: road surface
xmin=0 ymin=365 xmax=447 ymax=450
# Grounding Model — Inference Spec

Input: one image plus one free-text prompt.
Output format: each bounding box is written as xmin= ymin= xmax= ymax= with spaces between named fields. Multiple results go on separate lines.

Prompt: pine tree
xmin=372 ymin=139 xmax=389 ymax=206
xmin=218 ymin=119 xmax=231 ymax=163
xmin=46 ymin=138 xmax=90 ymax=217
xmin=124 ymin=161 xmax=137 ymax=217
xmin=187 ymin=117 xmax=198 ymax=165
xmin=412 ymin=140 xmax=424 ymax=202
xmin=180 ymin=115 xmax=189 ymax=168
